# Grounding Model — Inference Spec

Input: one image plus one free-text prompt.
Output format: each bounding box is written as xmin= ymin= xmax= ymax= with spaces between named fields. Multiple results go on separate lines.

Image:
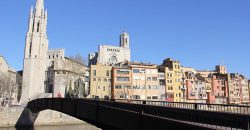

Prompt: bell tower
xmin=120 ymin=31 xmax=129 ymax=48
xmin=21 ymin=0 xmax=49 ymax=103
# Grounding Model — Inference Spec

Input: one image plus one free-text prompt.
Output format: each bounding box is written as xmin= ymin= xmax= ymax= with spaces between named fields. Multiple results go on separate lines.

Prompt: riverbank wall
xmin=0 ymin=107 xmax=85 ymax=128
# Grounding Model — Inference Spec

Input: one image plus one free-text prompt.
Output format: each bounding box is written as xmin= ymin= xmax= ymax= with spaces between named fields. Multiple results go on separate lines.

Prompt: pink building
xmin=209 ymin=73 xmax=228 ymax=104
xmin=185 ymin=72 xmax=207 ymax=103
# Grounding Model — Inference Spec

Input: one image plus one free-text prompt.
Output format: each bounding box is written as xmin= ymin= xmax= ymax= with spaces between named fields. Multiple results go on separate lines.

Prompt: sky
xmin=0 ymin=0 xmax=249 ymax=78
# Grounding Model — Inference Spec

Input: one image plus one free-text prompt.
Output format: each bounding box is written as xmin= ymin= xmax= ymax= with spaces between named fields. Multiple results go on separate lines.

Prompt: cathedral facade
xmin=89 ymin=31 xmax=131 ymax=66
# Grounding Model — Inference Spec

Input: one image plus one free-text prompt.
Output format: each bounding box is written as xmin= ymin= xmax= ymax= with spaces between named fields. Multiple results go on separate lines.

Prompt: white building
xmin=89 ymin=31 xmax=131 ymax=66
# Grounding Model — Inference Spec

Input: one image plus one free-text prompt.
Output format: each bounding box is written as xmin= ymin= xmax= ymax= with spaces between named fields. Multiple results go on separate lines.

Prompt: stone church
xmin=21 ymin=0 xmax=88 ymax=103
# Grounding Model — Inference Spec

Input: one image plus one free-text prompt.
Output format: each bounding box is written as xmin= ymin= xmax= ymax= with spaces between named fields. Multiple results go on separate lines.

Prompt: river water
xmin=0 ymin=124 xmax=102 ymax=130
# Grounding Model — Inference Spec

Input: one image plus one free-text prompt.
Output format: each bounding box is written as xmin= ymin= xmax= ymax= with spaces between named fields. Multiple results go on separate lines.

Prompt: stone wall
xmin=0 ymin=107 xmax=85 ymax=127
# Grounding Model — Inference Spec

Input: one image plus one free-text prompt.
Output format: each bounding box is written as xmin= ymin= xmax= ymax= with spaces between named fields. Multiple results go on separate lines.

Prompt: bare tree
xmin=0 ymin=72 xmax=18 ymax=106
xmin=69 ymin=53 xmax=86 ymax=65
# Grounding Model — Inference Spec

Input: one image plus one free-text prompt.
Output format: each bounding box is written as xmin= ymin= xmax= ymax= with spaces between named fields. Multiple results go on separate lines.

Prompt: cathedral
xmin=88 ymin=31 xmax=131 ymax=66
xmin=21 ymin=0 xmax=88 ymax=103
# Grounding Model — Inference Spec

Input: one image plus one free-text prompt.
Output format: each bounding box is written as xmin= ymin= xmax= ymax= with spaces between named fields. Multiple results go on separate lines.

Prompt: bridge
xmin=26 ymin=98 xmax=250 ymax=130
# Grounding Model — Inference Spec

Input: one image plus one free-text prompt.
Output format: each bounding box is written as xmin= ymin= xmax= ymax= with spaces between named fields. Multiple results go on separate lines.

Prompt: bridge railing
xmin=114 ymin=99 xmax=250 ymax=114
xmin=27 ymin=98 xmax=250 ymax=130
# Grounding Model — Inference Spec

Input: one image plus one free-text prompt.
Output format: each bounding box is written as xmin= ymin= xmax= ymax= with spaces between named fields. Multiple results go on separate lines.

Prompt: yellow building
xmin=160 ymin=58 xmax=183 ymax=102
xmin=89 ymin=64 xmax=112 ymax=99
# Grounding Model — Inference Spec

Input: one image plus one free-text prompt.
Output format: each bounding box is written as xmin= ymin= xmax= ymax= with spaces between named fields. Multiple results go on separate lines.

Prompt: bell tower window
xmin=29 ymin=42 xmax=32 ymax=57
xmin=37 ymin=22 xmax=40 ymax=32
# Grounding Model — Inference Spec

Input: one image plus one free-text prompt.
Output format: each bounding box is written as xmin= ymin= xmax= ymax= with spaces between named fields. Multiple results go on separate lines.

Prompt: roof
xmin=65 ymin=57 xmax=87 ymax=67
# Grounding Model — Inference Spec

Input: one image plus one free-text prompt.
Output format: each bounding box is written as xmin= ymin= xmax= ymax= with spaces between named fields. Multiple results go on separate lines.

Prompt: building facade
xmin=130 ymin=62 xmax=164 ymax=100
xmin=240 ymin=75 xmax=249 ymax=104
xmin=89 ymin=64 xmax=112 ymax=99
xmin=111 ymin=62 xmax=165 ymax=100
xmin=112 ymin=63 xmax=132 ymax=99
xmin=89 ymin=31 xmax=130 ymax=66
xmin=160 ymin=58 xmax=183 ymax=102
xmin=48 ymin=56 xmax=87 ymax=98
xmin=210 ymin=73 xmax=228 ymax=104
xmin=184 ymin=72 xmax=207 ymax=103
xmin=228 ymin=73 xmax=242 ymax=104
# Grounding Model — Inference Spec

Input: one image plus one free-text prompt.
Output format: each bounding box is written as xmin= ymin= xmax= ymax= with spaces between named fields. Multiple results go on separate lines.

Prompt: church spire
xmin=35 ymin=0 xmax=44 ymax=15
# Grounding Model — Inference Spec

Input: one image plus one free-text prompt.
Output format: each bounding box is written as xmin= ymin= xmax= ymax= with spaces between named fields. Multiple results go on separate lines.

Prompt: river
xmin=0 ymin=124 xmax=102 ymax=130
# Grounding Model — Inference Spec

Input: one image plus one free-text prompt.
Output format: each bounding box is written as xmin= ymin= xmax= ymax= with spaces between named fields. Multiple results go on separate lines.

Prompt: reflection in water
xmin=1 ymin=124 xmax=101 ymax=130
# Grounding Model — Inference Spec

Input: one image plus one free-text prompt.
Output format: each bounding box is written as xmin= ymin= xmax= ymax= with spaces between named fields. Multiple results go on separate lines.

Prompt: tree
xmin=65 ymin=80 xmax=74 ymax=98
xmin=69 ymin=53 xmax=86 ymax=65
xmin=0 ymin=72 xmax=18 ymax=106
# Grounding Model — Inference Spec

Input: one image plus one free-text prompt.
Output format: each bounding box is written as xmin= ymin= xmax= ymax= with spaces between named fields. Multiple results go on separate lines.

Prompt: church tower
xmin=21 ymin=0 xmax=48 ymax=103
xmin=120 ymin=31 xmax=129 ymax=48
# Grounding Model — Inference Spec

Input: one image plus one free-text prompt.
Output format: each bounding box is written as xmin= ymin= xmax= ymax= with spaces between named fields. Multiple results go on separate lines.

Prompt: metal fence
xmin=114 ymin=99 xmax=250 ymax=114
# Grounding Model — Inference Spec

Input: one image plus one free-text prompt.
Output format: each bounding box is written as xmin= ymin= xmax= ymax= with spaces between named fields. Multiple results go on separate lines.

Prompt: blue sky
xmin=0 ymin=0 xmax=249 ymax=78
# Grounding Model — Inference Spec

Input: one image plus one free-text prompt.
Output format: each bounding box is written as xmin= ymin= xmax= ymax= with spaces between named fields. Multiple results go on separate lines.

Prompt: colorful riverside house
xmin=159 ymin=58 xmax=182 ymax=102
xmin=228 ymin=73 xmax=242 ymax=104
xmin=227 ymin=73 xmax=249 ymax=104
xmin=184 ymin=72 xmax=207 ymax=103
xmin=129 ymin=62 xmax=164 ymax=100
xmin=89 ymin=64 xmax=112 ymax=99
xmin=210 ymin=73 xmax=229 ymax=104
xmin=111 ymin=63 xmax=132 ymax=99
xmin=112 ymin=62 xmax=165 ymax=100
xmin=239 ymin=75 xmax=249 ymax=104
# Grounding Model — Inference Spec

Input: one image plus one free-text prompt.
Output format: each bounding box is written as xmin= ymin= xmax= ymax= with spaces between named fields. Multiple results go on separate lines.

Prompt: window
xmin=133 ymin=95 xmax=140 ymax=99
xmin=133 ymin=69 xmax=140 ymax=73
xmin=115 ymin=85 xmax=121 ymax=89
xmin=147 ymin=77 xmax=151 ymax=81
xmin=117 ymin=70 xmax=130 ymax=74
xmin=147 ymin=96 xmax=151 ymax=100
xmin=106 ymin=70 xmax=110 ymax=76
xmin=133 ymin=85 xmax=140 ymax=89
xmin=152 ymin=77 xmax=157 ymax=81
xmin=98 ymin=78 xmax=101 ymax=81
xmin=103 ymin=86 xmax=105 ymax=91
xmin=152 ymin=96 xmax=158 ymax=100
xmin=141 ymin=69 xmax=145 ymax=73
xmin=98 ymin=86 xmax=100 ymax=90
xmin=93 ymin=78 xmax=96 ymax=81
xmin=37 ymin=22 xmax=40 ymax=32
xmin=117 ymin=77 xmax=130 ymax=81
xmin=93 ymin=70 xmax=96 ymax=76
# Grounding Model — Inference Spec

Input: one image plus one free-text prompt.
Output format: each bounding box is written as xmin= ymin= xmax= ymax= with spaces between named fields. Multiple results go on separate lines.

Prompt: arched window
xmin=37 ymin=22 xmax=40 ymax=32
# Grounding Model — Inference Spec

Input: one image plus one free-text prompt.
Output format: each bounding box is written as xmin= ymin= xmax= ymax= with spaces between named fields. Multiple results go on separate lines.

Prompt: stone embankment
xmin=0 ymin=106 xmax=85 ymax=128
